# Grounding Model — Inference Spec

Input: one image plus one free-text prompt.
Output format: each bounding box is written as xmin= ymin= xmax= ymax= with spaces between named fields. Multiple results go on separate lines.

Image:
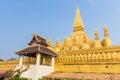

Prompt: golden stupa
xmin=47 ymin=7 xmax=120 ymax=73
xmin=1 ymin=6 xmax=120 ymax=80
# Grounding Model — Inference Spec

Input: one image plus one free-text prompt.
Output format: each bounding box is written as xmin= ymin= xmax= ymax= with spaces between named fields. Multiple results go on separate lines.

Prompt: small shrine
xmin=14 ymin=33 xmax=57 ymax=80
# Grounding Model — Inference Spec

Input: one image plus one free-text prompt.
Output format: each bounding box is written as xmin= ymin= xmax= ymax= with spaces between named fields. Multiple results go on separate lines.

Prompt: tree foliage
xmin=7 ymin=58 xmax=16 ymax=61
xmin=0 ymin=59 xmax=4 ymax=61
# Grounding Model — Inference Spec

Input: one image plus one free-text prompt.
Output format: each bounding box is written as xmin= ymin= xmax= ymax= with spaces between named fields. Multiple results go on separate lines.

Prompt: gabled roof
xmin=16 ymin=45 xmax=58 ymax=57
xmin=28 ymin=33 xmax=48 ymax=47
xmin=16 ymin=34 xmax=57 ymax=57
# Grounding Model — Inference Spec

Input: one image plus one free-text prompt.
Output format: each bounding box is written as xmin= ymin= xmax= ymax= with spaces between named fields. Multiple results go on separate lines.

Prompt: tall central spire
xmin=73 ymin=7 xmax=84 ymax=32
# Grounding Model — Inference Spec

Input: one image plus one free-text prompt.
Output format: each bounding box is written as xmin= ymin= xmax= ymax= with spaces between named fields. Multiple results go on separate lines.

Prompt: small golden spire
xmin=63 ymin=37 xmax=67 ymax=46
xmin=47 ymin=38 xmax=51 ymax=46
xmin=104 ymin=25 xmax=109 ymax=37
xmin=94 ymin=29 xmax=99 ymax=40
xmin=94 ymin=29 xmax=102 ymax=48
xmin=103 ymin=24 xmax=112 ymax=46
xmin=56 ymin=38 xmax=59 ymax=47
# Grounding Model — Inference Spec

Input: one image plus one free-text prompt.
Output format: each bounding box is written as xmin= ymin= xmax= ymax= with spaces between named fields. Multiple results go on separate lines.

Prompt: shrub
xmin=0 ymin=70 xmax=14 ymax=80
xmin=0 ymin=70 xmax=28 ymax=80
xmin=10 ymin=77 xmax=28 ymax=80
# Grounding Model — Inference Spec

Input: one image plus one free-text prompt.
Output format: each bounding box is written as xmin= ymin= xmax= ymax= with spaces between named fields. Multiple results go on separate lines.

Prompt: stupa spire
xmin=94 ymin=29 xmax=102 ymax=48
xmin=56 ymin=38 xmax=59 ymax=47
xmin=63 ymin=37 xmax=67 ymax=46
xmin=47 ymin=38 xmax=51 ymax=46
xmin=94 ymin=29 xmax=99 ymax=40
xmin=103 ymin=25 xmax=112 ymax=46
xmin=104 ymin=25 xmax=109 ymax=37
xmin=73 ymin=6 xmax=84 ymax=32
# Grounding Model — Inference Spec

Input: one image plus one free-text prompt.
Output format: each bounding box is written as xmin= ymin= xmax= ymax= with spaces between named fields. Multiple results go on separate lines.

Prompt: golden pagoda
xmin=47 ymin=7 xmax=120 ymax=74
xmin=1 ymin=6 xmax=120 ymax=80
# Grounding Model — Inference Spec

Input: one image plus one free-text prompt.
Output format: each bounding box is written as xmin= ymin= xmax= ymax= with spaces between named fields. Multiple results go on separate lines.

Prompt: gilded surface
xmin=48 ymin=7 xmax=120 ymax=73
xmin=1 ymin=7 xmax=120 ymax=74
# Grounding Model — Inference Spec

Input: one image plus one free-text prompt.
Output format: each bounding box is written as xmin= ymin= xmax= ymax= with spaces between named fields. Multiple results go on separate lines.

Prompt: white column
xmin=52 ymin=57 xmax=55 ymax=68
xmin=19 ymin=54 xmax=24 ymax=65
xmin=36 ymin=53 xmax=41 ymax=65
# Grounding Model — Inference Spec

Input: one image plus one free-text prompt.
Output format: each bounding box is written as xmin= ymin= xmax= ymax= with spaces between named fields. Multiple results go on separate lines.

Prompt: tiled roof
xmin=16 ymin=45 xmax=57 ymax=57
xmin=28 ymin=33 xmax=48 ymax=47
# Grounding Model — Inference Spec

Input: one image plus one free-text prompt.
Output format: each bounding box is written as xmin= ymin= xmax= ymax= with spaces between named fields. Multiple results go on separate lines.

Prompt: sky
xmin=0 ymin=0 xmax=120 ymax=60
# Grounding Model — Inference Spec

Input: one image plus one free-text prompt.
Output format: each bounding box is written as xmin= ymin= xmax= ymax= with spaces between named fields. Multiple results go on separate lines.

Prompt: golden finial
xmin=94 ymin=29 xmax=99 ymax=40
xmin=47 ymin=37 xmax=51 ymax=46
xmin=104 ymin=24 xmax=109 ymax=37
xmin=56 ymin=38 xmax=59 ymax=47
xmin=103 ymin=25 xmax=112 ymax=46
xmin=63 ymin=37 xmax=67 ymax=46
xmin=34 ymin=32 xmax=37 ymax=37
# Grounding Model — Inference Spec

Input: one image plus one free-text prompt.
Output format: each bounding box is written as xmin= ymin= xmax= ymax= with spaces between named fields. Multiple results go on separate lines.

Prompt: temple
xmin=46 ymin=7 xmax=120 ymax=79
xmin=14 ymin=7 xmax=120 ymax=80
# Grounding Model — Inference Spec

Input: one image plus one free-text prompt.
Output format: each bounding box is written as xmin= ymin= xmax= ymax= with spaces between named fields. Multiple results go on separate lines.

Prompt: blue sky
xmin=0 ymin=0 xmax=120 ymax=60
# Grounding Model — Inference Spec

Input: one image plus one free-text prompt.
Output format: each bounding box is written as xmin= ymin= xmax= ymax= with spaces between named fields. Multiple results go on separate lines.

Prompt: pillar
xmin=19 ymin=54 xmax=24 ymax=65
xmin=52 ymin=57 xmax=55 ymax=68
xmin=36 ymin=53 xmax=41 ymax=65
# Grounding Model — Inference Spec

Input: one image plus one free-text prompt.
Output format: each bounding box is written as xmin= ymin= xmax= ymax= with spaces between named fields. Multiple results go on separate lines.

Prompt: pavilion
xmin=15 ymin=33 xmax=57 ymax=80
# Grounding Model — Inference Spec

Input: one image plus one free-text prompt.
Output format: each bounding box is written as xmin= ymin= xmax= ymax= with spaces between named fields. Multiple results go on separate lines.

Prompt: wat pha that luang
xmin=1 ymin=7 xmax=120 ymax=79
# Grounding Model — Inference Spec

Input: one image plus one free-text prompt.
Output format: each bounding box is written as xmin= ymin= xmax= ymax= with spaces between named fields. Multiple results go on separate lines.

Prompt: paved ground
xmin=45 ymin=72 xmax=120 ymax=80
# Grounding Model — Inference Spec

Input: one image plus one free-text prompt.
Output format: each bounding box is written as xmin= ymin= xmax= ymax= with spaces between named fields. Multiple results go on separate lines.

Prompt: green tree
xmin=7 ymin=58 xmax=16 ymax=61
xmin=0 ymin=59 xmax=4 ymax=61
